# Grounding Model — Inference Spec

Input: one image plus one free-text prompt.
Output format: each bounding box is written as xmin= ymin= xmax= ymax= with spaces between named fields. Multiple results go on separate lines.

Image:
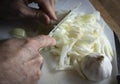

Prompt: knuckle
xmin=17 ymin=5 xmax=31 ymax=18
xmin=26 ymin=38 xmax=37 ymax=45
xmin=39 ymin=35 xmax=47 ymax=39
xmin=37 ymin=55 xmax=43 ymax=64
xmin=39 ymin=35 xmax=51 ymax=42
xmin=36 ymin=35 xmax=47 ymax=42
xmin=3 ymin=39 xmax=14 ymax=45
xmin=33 ymin=70 xmax=41 ymax=80
xmin=37 ymin=71 xmax=41 ymax=77
xmin=1 ymin=39 xmax=22 ymax=49
xmin=36 ymin=71 xmax=41 ymax=80
xmin=17 ymin=7 xmax=26 ymax=18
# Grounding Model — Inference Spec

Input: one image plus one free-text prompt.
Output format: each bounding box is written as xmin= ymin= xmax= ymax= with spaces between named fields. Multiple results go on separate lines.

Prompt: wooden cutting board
xmin=90 ymin=0 xmax=120 ymax=41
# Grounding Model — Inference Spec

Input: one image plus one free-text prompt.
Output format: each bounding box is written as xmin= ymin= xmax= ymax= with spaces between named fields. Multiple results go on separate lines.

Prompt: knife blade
xmin=49 ymin=4 xmax=81 ymax=36
xmin=114 ymin=33 xmax=120 ymax=84
xmin=39 ymin=4 xmax=81 ymax=51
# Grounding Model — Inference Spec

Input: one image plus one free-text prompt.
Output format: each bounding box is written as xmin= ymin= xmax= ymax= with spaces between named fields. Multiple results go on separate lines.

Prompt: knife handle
xmin=117 ymin=75 xmax=120 ymax=84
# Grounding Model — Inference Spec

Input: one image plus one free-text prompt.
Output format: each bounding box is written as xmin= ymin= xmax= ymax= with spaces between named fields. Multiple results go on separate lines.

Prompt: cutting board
xmin=0 ymin=0 xmax=118 ymax=84
xmin=37 ymin=0 xmax=118 ymax=84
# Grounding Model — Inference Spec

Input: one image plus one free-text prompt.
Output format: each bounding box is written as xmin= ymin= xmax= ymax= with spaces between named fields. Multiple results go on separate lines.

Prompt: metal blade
xmin=49 ymin=4 xmax=81 ymax=36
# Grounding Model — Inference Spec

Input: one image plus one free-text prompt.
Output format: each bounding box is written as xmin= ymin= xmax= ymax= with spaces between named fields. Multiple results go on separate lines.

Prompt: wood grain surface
xmin=90 ymin=0 xmax=120 ymax=40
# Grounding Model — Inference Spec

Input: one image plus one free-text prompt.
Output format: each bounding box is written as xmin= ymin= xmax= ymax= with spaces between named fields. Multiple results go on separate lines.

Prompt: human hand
xmin=0 ymin=0 xmax=57 ymax=24
xmin=0 ymin=35 xmax=56 ymax=84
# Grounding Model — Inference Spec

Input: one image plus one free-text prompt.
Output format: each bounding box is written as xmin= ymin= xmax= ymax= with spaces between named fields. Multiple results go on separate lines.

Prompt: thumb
xmin=26 ymin=35 xmax=56 ymax=51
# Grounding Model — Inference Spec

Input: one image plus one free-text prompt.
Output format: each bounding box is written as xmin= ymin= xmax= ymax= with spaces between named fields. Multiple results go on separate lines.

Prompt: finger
xmin=37 ymin=0 xmax=57 ymax=20
xmin=26 ymin=35 xmax=56 ymax=51
xmin=27 ymin=54 xmax=43 ymax=67
xmin=21 ymin=35 xmax=56 ymax=61
xmin=18 ymin=3 xmax=51 ymax=24
xmin=35 ymin=11 xmax=51 ymax=24
xmin=26 ymin=62 xmax=42 ymax=81
xmin=32 ymin=35 xmax=56 ymax=48
xmin=16 ymin=2 xmax=36 ymax=18
xmin=33 ymin=70 xmax=41 ymax=80
xmin=50 ymin=0 xmax=55 ymax=9
xmin=27 ymin=55 xmax=43 ymax=80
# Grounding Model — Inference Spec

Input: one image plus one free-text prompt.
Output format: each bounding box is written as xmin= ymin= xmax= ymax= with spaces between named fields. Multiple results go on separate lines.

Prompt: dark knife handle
xmin=117 ymin=75 xmax=120 ymax=84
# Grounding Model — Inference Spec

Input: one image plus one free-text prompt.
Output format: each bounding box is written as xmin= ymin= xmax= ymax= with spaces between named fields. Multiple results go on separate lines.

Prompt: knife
xmin=39 ymin=4 xmax=81 ymax=50
xmin=49 ymin=4 xmax=81 ymax=36
xmin=114 ymin=33 xmax=120 ymax=84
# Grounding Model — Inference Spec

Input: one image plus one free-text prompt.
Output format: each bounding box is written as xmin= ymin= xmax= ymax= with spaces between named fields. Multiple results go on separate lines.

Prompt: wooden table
xmin=90 ymin=0 xmax=120 ymax=40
